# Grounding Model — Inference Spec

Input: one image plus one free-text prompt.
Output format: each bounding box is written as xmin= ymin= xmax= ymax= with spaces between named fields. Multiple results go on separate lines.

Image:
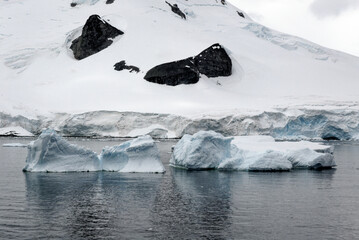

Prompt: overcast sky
xmin=229 ymin=0 xmax=359 ymax=57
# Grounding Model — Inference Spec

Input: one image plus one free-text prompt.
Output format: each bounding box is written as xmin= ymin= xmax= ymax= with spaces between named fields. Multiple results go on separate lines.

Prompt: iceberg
xmin=23 ymin=129 xmax=100 ymax=172
xmin=219 ymin=148 xmax=292 ymax=171
xmin=23 ymin=129 xmax=165 ymax=173
xmin=171 ymin=131 xmax=336 ymax=171
xmin=170 ymin=131 xmax=233 ymax=170
xmin=100 ymin=135 xmax=165 ymax=173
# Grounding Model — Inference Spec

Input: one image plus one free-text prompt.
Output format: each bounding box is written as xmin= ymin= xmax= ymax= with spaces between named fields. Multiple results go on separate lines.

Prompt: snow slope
xmin=0 ymin=0 xmax=359 ymax=137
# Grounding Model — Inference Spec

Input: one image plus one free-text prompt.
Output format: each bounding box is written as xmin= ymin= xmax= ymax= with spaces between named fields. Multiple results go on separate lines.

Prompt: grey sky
xmin=228 ymin=0 xmax=359 ymax=57
xmin=311 ymin=0 xmax=359 ymax=18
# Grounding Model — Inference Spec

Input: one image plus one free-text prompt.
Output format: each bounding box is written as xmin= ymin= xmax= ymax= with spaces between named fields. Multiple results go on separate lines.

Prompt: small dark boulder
xmin=106 ymin=0 xmax=115 ymax=4
xmin=193 ymin=43 xmax=232 ymax=77
xmin=114 ymin=60 xmax=140 ymax=73
xmin=144 ymin=58 xmax=199 ymax=86
xmin=165 ymin=1 xmax=186 ymax=19
xmin=70 ymin=15 xmax=124 ymax=60
xmin=70 ymin=2 xmax=77 ymax=7
xmin=221 ymin=0 xmax=226 ymax=5
xmin=237 ymin=11 xmax=245 ymax=18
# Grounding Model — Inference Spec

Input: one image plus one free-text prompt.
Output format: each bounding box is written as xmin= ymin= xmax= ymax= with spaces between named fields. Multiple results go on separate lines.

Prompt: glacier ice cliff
xmin=23 ymin=129 xmax=164 ymax=173
xmin=2 ymin=108 xmax=359 ymax=140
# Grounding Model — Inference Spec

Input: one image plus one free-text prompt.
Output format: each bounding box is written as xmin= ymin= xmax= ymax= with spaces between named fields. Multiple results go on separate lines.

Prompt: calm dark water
xmin=0 ymin=138 xmax=359 ymax=240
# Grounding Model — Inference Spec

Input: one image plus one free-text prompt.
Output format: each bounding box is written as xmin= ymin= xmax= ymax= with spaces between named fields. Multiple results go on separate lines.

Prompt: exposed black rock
xmin=193 ymin=43 xmax=232 ymax=77
xmin=70 ymin=2 xmax=77 ymax=7
xmin=114 ymin=60 xmax=140 ymax=73
xmin=221 ymin=0 xmax=226 ymax=5
xmin=237 ymin=11 xmax=245 ymax=18
xmin=70 ymin=15 xmax=124 ymax=60
xmin=144 ymin=43 xmax=232 ymax=86
xmin=106 ymin=0 xmax=115 ymax=4
xmin=144 ymin=58 xmax=199 ymax=86
xmin=165 ymin=1 xmax=186 ymax=19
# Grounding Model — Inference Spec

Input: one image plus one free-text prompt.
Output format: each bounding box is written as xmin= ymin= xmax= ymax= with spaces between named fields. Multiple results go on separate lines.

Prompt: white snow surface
xmin=0 ymin=126 xmax=34 ymax=137
xmin=100 ymin=135 xmax=165 ymax=173
xmin=0 ymin=0 xmax=359 ymax=118
xmin=171 ymin=131 xmax=335 ymax=171
xmin=23 ymin=129 xmax=164 ymax=173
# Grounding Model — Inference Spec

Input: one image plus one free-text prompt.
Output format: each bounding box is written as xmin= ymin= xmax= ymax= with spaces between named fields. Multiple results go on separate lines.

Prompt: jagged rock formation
xmin=193 ymin=43 xmax=232 ymax=77
xmin=165 ymin=1 xmax=186 ymax=19
xmin=144 ymin=59 xmax=199 ymax=86
xmin=70 ymin=15 xmax=124 ymax=60
xmin=237 ymin=11 xmax=245 ymax=18
xmin=144 ymin=43 xmax=231 ymax=86
xmin=114 ymin=60 xmax=140 ymax=73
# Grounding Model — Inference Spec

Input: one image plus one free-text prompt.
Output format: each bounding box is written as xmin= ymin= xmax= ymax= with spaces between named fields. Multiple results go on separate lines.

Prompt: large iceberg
xmin=23 ymin=129 xmax=165 ymax=173
xmin=23 ymin=129 xmax=100 ymax=172
xmin=100 ymin=135 xmax=165 ymax=173
xmin=170 ymin=131 xmax=336 ymax=171
xmin=170 ymin=131 xmax=233 ymax=170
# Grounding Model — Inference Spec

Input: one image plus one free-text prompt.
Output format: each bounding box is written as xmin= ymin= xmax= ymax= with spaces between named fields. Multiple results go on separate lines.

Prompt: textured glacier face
xmin=171 ymin=131 xmax=336 ymax=171
xmin=23 ymin=129 xmax=101 ymax=172
xmin=100 ymin=135 xmax=165 ymax=173
xmin=23 ymin=130 xmax=165 ymax=173
xmin=170 ymin=131 xmax=233 ymax=170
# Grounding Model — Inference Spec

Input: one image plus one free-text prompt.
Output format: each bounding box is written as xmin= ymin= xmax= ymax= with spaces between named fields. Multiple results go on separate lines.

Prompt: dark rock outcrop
xmin=165 ymin=1 xmax=186 ymax=19
xmin=70 ymin=2 xmax=77 ymax=7
xmin=144 ymin=59 xmax=199 ymax=86
xmin=106 ymin=0 xmax=115 ymax=4
xmin=144 ymin=43 xmax=231 ymax=86
xmin=237 ymin=11 xmax=245 ymax=18
xmin=193 ymin=43 xmax=232 ymax=77
xmin=114 ymin=60 xmax=140 ymax=73
xmin=70 ymin=15 xmax=124 ymax=60
xmin=221 ymin=0 xmax=226 ymax=5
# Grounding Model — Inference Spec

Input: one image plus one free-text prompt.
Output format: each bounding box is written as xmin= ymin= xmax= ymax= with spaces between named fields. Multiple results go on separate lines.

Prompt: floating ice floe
xmin=100 ymin=135 xmax=165 ymax=173
xmin=23 ymin=129 xmax=165 ymax=173
xmin=171 ymin=131 xmax=335 ymax=171
xmin=3 ymin=143 xmax=28 ymax=148
xmin=170 ymin=131 xmax=233 ymax=170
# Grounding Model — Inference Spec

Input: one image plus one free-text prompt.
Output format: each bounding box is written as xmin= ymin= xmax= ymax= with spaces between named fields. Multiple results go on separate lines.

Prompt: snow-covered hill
xmin=1 ymin=0 xmax=359 ymax=139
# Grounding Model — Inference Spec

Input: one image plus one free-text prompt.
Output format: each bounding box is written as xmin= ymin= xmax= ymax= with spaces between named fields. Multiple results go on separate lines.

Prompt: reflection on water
xmin=1 ymin=138 xmax=359 ymax=239
xmin=149 ymin=169 xmax=233 ymax=239
xmin=25 ymin=172 xmax=164 ymax=239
